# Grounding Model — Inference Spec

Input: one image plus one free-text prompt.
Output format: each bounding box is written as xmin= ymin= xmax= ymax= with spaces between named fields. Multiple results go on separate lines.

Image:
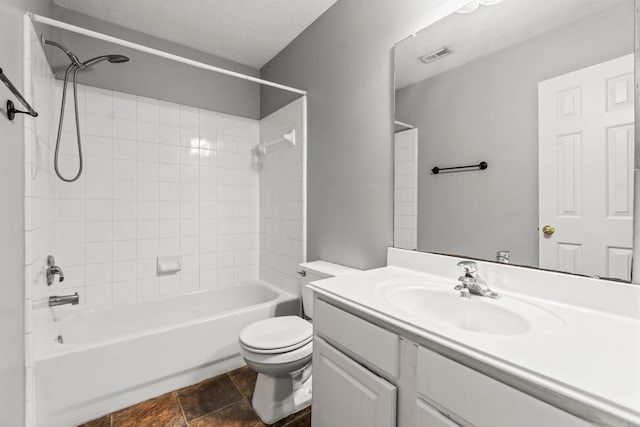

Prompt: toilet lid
xmin=239 ymin=316 xmax=312 ymax=354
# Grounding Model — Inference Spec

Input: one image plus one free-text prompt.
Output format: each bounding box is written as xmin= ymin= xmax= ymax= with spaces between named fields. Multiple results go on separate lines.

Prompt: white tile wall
xmin=394 ymin=129 xmax=418 ymax=250
xmin=25 ymin=31 xmax=260 ymax=314
xmin=41 ymin=85 xmax=261 ymax=307
xmin=23 ymin=21 xmax=57 ymax=427
xmin=258 ymin=98 xmax=305 ymax=296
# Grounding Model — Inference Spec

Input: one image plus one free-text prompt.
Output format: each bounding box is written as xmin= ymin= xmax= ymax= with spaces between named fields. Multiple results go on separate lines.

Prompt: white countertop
xmin=309 ymin=265 xmax=640 ymax=427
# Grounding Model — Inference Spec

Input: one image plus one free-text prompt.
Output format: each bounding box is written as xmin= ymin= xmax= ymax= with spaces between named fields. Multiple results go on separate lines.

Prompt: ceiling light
xmin=456 ymin=0 xmax=480 ymax=14
xmin=456 ymin=0 xmax=504 ymax=14
xmin=420 ymin=47 xmax=452 ymax=64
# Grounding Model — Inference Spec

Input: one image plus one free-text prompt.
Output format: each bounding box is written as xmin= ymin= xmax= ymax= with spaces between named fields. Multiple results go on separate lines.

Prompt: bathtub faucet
xmin=49 ymin=293 xmax=79 ymax=307
xmin=46 ymin=255 xmax=64 ymax=286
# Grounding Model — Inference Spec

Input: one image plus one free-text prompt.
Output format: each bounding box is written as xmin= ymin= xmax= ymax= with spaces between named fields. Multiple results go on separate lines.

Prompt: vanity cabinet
xmin=416 ymin=399 xmax=460 ymax=427
xmin=312 ymin=336 xmax=397 ymax=427
xmin=313 ymin=298 xmax=399 ymax=427
xmin=312 ymin=296 xmax=595 ymax=427
xmin=417 ymin=347 xmax=593 ymax=427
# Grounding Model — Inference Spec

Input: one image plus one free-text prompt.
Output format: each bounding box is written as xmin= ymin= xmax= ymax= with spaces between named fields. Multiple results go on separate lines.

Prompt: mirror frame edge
xmin=633 ymin=0 xmax=640 ymax=284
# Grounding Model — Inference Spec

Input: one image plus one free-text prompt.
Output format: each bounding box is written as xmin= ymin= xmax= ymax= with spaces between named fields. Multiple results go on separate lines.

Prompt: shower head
xmin=44 ymin=39 xmax=84 ymax=69
xmin=82 ymin=55 xmax=130 ymax=68
xmin=43 ymin=38 xmax=130 ymax=70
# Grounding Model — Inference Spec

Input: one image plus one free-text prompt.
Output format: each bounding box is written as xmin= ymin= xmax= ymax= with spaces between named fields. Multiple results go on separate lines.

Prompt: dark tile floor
xmin=77 ymin=366 xmax=311 ymax=427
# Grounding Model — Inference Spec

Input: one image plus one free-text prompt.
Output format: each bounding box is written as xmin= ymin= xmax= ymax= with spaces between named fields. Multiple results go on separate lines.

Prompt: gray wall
xmin=260 ymin=0 xmax=471 ymax=269
xmin=0 ymin=2 xmax=53 ymax=425
xmin=50 ymin=6 xmax=261 ymax=119
xmin=395 ymin=2 xmax=634 ymax=266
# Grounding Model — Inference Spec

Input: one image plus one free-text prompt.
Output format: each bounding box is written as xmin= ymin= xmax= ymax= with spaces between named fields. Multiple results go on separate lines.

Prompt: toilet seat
xmin=240 ymin=340 xmax=313 ymax=365
xmin=239 ymin=316 xmax=312 ymax=354
xmin=241 ymin=335 xmax=313 ymax=354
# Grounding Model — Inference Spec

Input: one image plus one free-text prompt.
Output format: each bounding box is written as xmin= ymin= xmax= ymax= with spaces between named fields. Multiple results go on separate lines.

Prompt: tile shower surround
xmin=258 ymin=98 xmax=305 ymax=297
xmin=393 ymin=130 xmax=418 ymax=250
xmin=25 ymin=22 xmax=305 ymax=426
xmin=34 ymin=83 xmax=262 ymax=306
xmin=24 ymin=21 xmax=57 ymax=426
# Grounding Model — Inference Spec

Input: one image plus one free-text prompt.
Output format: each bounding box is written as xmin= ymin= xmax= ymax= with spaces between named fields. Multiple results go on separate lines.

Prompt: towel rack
xmin=431 ymin=161 xmax=487 ymax=175
xmin=0 ymin=67 xmax=38 ymax=120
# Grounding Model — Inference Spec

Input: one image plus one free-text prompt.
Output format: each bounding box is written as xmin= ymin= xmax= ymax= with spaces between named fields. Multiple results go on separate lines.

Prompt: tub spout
xmin=49 ymin=292 xmax=79 ymax=307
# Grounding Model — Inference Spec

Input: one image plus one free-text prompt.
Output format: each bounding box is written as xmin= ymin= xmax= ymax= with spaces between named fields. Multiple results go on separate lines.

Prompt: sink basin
xmin=375 ymin=280 xmax=564 ymax=336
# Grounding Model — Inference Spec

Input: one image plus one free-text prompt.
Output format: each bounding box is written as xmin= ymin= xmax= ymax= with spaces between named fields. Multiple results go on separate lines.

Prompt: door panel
xmin=539 ymin=54 xmax=634 ymax=280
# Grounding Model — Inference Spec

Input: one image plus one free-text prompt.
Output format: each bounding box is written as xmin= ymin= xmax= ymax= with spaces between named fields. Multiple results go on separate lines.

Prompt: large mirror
xmin=393 ymin=0 xmax=635 ymax=281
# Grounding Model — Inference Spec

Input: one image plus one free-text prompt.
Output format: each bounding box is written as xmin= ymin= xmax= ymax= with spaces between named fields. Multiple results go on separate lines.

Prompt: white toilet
xmin=238 ymin=261 xmax=359 ymax=424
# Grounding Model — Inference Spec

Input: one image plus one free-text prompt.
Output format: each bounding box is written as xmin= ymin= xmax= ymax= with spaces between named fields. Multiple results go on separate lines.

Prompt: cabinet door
xmin=417 ymin=399 xmax=461 ymax=427
xmin=312 ymin=336 xmax=397 ymax=427
xmin=417 ymin=347 xmax=593 ymax=427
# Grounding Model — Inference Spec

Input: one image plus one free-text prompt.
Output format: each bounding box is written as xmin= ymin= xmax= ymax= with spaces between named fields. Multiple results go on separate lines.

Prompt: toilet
xmin=238 ymin=261 xmax=359 ymax=424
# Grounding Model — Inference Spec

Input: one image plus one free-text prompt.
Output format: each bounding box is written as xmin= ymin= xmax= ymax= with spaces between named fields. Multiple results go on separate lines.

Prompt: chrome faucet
xmin=46 ymin=255 xmax=64 ymax=286
xmin=49 ymin=293 xmax=79 ymax=307
xmin=455 ymin=261 xmax=500 ymax=299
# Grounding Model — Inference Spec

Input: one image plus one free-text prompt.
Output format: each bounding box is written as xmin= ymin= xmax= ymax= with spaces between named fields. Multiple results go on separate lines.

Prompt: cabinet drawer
xmin=314 ymin=297 xmax=399 ymax=379
xmin=417 ymin=347 xmax=592 ymax=427
xmin=312 ymin=336 xmax=396 ymax=427
xmin=417 ymin=399 xmax=461 ymax=427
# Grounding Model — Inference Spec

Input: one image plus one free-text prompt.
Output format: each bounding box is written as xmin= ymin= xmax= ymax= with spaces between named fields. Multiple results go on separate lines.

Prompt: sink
xmin=375 ymin=280 xmax=565 ymax=336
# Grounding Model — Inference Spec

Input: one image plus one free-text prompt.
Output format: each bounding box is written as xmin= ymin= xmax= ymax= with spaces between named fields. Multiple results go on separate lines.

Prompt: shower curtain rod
xmin=28 ymin=13 xmax=307 ymax=96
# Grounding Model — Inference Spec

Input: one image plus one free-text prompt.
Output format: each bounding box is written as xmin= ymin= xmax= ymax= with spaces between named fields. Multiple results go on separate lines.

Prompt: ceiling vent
xmin=420 ymin=48 xmax=452 ymax=64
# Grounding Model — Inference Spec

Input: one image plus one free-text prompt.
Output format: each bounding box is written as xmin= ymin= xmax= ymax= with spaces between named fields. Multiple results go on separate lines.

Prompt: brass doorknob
xmin=542 ymin=225 xmax=555 ymax=236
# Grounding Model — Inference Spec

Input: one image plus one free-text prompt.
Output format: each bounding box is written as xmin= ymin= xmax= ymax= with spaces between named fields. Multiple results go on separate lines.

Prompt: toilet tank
xmin=298 ymin=260 xmax=360 ymax=319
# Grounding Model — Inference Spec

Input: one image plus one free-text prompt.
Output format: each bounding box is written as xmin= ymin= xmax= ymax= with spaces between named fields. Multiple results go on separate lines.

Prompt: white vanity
xmin=308 ymin=248 xmax=640 ymax=427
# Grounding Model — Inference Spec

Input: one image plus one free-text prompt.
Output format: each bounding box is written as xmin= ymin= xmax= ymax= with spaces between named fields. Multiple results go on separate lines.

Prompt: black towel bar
xmin=431 ymin=161 xmax=488 ymax=175
xmin=0 ymin=67 xmax=38 ymax=120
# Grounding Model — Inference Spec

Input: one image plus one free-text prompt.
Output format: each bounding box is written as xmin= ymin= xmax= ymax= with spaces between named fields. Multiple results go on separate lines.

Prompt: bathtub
xmin=34 ymin=280 xmax=298 ymax=427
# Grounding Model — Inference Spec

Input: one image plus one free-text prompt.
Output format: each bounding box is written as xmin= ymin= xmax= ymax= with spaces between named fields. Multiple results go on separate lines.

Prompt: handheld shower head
xmin=108 ymin=55 xmax=130 ymax=64
xmin=82 ymin=55 xmax=130 ymax=68
xmin=45 ymin=39 xmax=130 ymax=183
xmin=44 ymin=39 xmax=84 ymax=69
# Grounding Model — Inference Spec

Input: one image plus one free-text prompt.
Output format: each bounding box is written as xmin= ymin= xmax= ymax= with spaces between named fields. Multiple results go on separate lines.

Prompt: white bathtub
xmin=35 ymin=281 xmax=298 ymax=427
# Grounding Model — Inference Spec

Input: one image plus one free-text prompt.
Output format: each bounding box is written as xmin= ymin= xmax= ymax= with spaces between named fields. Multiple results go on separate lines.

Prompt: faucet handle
xmin=46 ymin=255 xmax=65 ymax=286
xmin=454 ymin=281 xmax=471 ymax=298
xmin=457 ymin=260 xmax=477 ymax=276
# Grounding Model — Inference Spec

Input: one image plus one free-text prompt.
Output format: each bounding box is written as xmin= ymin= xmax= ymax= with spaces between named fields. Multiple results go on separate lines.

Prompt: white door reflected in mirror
xmin=538 ymin=54 xmax=634 ymax=280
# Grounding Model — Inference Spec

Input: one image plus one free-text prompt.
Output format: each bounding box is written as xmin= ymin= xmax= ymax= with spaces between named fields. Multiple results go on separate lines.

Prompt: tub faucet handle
xmin=46 ymin=255 xmax=65 ymax=286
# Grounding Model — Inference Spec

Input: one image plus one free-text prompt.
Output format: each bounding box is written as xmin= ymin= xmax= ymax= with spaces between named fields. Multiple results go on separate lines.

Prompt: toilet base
xmin=251 ymin=367 xmax=312 ymax=424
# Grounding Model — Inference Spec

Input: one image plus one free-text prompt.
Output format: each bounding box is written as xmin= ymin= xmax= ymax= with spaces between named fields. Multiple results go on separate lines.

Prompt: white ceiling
xmin=52 ymin=0 xmax=339 ymax=68
xmin=395 ymin=0 xmax=630 ymax=89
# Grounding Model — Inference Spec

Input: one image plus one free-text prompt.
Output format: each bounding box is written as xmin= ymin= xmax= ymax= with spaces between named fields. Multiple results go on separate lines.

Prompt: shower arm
xmin=43 ymin=38 xmax=85 ymax=69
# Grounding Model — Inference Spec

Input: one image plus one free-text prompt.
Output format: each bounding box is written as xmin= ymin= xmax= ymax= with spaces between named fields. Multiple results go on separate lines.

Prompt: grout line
xmin=186 ymin=397 xmax=247 ymax=426
xmin=176 ymin=375 xmax=245 ymax=425
xmin=81 ymin=370 xmax=266 ymax=427
xmin=284 ymin=408 xmax=312 ymax=426
xmin=174 ymin=391 xmax=189 ymax=426
xmin=226 ymin=372 xmax=248 ymax=400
